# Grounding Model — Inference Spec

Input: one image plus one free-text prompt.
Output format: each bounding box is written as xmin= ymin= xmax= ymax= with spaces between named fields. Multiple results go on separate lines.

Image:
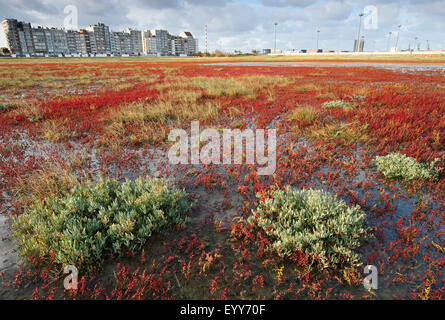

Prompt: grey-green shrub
xmin=13 ymin=177 xmax=193 ymax=268
xmin=374 ymin=153 xmax=442 ymax=182
xmin=249 ymin=187 xmax=370 ymax=270
xmin=322 ymin=100 xmax=355 ymax=109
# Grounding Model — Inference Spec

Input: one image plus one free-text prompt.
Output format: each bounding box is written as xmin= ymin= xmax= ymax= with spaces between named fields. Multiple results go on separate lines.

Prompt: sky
xmin=1 ymin=0 xmax=444 ymax=52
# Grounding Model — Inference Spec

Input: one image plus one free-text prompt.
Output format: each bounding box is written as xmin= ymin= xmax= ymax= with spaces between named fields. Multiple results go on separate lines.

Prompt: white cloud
xmin=1 ymin=0 xmax=444 ymax=51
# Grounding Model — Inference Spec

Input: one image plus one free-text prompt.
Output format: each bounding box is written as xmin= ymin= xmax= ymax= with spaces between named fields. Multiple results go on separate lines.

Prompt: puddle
xmin=206 ymin=61 xmax=445 ymax=73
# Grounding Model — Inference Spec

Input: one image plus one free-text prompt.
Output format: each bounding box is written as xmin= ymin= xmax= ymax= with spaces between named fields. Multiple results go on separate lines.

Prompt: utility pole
xmin=394 ymin=25 xmax=401 ymax=51
xmin=426 ymin=40 xmax=430 ymax=51
xmin=205 ymin=24 xmax=208 ymax=55
xmin=355 ymin=13 xmax=364 ymax=52
xmin=316 ymin=30 xmax=320 ymax=50
xmin=274 ymin=22 xmax=278 ymax=52
xmin=387 ymin=32 xmax=392 ymax=52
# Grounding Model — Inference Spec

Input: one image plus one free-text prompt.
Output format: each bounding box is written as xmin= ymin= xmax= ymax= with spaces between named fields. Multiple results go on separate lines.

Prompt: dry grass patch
xmin=187 ymin=75 xmax=292 ymax=98
xmin=42 ymin=119 xmax=73 ymax=142
xmin=13 ymin=162 xmax=83 ymax=207
xmin=159 ymin=88 xmax=203 ymax=104
xmin=308 ymin=122 xmax=368 ymax=144
xmin=288 ymin=106 xmax=317 ymax=124
xmin=12 ymin=101 xmax=42 ymax=122
xmin=294 ymin=83 xmax=320 ymax=93
xmin=100 ymin=99 xmax=220 ymax=150
xmin=316 ymin=92 xmax=337 ymax=100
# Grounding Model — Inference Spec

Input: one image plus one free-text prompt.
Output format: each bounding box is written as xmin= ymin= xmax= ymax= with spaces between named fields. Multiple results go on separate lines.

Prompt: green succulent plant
xmin=374 ymin=153 xmax=442 ymax=182
xmin=13 ymin=177 xmax=193 ymax=269
xmin=249 ymin=187 xmax=370 ymax=270
xmin=322 ymin=100 xmax=355 ymax=109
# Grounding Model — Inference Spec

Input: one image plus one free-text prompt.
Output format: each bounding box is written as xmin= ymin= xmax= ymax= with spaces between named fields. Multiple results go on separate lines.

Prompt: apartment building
xmin=180 ymin=32 xmax=198 ymax=56
xmin=86 ymin=23 xmax=111 ymax=54
xmin=2 ymin=19 xmax=35 ymax=55
xmin=31 ymin=27 xmax=47 ymax=56
xmin=19 ymin=22 xmax=34 ymax=55
xmin=170 ymin=35 xmax=185 ymax=56
xmin=52 ymin=28 xmax=69 ymax=55
xmin=66 ymin=30 xmax=77 ymax=54
xmin=124 ymin=28 xmax=143 ymax=55
xmin=142 ymin=29 xmax=170 ymax=56
xmin=113 ymin=32 xmax=131 ymax=55
xmin=77 ymin=30 xmax=89 ymax=56
xmin=142 ymin=30 xmax=157 ymax=55
xmin=2 ymin=18 xmax=198 ymax=57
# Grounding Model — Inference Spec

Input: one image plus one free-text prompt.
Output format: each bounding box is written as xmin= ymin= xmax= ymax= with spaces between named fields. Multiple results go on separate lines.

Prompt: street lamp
xmin=394 ymin=25 xmax=401 ymax=51
xmin=274 ymin=22 xmax=278 ymax=52
xmin=316 ymin=30 xmax=320 ymax=50
xmin=387 ymin=32 xmax=392 ymax=52
xmin=355 ymin=13 xmax=364 ymax=52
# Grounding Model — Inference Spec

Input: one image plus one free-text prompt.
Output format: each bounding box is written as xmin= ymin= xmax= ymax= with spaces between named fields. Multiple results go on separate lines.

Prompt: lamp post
xmin=274 ymin=22 xmax=278 ymax=52
xmin=355 ymin=13 xmax=364 ymax=52
xmin=387 ymin=32 xmax=392 ymax=52
xmin=316 ymin=30 xmax=320 ymax=50
xmin=394 ymin=25 xmax=401 ymax=51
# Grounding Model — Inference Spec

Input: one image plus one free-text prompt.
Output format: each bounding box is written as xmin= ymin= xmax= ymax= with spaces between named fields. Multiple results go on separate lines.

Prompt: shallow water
xmin=207 ymin=61 xmax=445 ymax=72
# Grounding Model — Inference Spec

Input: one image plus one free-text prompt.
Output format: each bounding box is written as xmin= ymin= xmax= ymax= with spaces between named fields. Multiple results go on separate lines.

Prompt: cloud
xmin=1 ymin=0 xmax=445 ymax=51
xmin=308 ymin=1 xmax=352 ymax=21
xmin=135 ymin=0 xmax=181 ymax=9
xmin=261 ymin=0 xmax=317 ymax=7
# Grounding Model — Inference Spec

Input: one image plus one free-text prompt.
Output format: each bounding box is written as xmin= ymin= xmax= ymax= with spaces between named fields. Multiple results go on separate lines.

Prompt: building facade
xmin=2 ymin=19 xmax=35 ymax=55
xmin=179 ymin=32 xmax=198 ymax=56
xmin=86 ymin=23 xmax=111 ymax=54
xmin=2 ymin=18 xmax=199 ymax=57
xmin=124 ymin=29 xmax=143 ymax=55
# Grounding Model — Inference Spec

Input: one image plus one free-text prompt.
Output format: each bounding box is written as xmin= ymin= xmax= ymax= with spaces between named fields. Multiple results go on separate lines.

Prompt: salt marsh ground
xmin=0 ymin=55 xmax=444 ymax=300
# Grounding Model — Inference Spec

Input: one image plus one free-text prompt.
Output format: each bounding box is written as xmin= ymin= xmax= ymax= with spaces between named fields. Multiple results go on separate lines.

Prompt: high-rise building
xmin=2 ymin=19 xmax=21 ymax=55
xmin=66 ymin=30 xmax=78 ymax=54
xmin=142 ymin=30 xmax=155 ymax=55
xmin=86 ymin=23 xmax=111 ymax=54
xmin=170 ymin=35 xmax=185 ymax=56
xmin=113 ymin=32 xmax=131 ymax=55
xmin=51 ymin=28 xmax=69 ymax=55
xmin=124 ymin=29 xmax=143 ymax=55
xmin=31 ymin=27 xmax=47 ymax=56
xmin=143 ymin=29 xmax=170 ymax=56
xmin=77 ymin=30 xmax=89 ymax=55
xmin=44 ymin=29 xmax=55 ymax=55
xmin=2 ymin=19 xmax=35 ymax=55
xmin=19 ymin=22 xmax=34 ymax=55
xmin=2 ymin=18 xmax=199 ymax=57
xmin=179 ymin=32 xmax=198 ymax=55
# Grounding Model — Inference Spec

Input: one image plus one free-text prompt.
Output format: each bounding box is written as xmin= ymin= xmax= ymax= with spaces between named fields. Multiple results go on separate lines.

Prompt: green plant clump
xmin=374 ymin=153 xmax=442 ymax=182
xmin=13 ymin=177 xmax=193 ymax=269
xmin=322 ymin=100 xmax=355 ymax=109
xmin=249 ymin=187 xmax=370 ymax=270
xmin=0 ymin=103 xmax=16 ymax=111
